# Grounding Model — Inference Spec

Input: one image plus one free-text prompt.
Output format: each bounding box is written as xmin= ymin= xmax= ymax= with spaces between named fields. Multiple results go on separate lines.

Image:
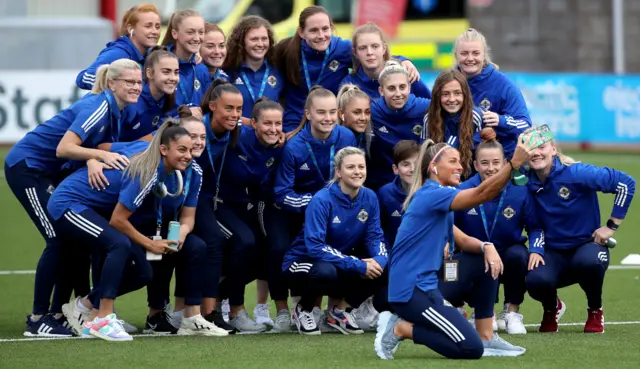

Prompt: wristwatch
xmin=606 ymin=219 xmax=619 ymax=231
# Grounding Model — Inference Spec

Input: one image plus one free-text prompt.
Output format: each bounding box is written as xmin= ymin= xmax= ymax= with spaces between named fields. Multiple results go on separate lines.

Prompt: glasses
xmin=115 ymin=78 xmax=143 ymax=88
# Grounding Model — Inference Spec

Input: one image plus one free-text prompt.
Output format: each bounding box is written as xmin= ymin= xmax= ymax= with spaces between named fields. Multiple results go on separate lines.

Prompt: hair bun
xmin=480 ymin=127 xmax=497 ymax=142
xmin=177 ymin=105 xmax=193 ymax=118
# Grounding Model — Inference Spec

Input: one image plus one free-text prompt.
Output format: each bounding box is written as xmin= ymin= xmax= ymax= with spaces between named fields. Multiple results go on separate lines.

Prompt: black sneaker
xmin=205 ymin=310 xmax=237 ymax=334
xmin=143 ymin=311 xmax=177 ymax=335
xmin=24 ymin=314 xmax=73 ymax=337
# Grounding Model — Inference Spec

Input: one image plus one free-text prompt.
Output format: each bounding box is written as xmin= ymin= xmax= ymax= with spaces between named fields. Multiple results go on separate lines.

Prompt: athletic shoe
xmin=167 ymin=309 xmax=184 ymax=330
xmin=229 ymin=309 xmax=267 ymax=334
xmin=496 ymin=305 xmax=508 ymax=331
xmin=312 ymin=307 xmax=335 ymax=333
xmin=292 ymin=304 xmax=320 ymax=335
xmin=482 ymin=333 xmax=526 ymax=357
xmin=204 ymin=310 xmax=237 ymax=334
xmin=143 ymin=310 xmax=178 ymax=335
xmin=24 ymin=314 xmax=73 ymax=337
xmin=327 ymin=307 xmax=364 ymax=335
xmin=177 ymin=314 xmax=229 ymax=336
xmin=61 ymin=297 xmax=91 ymax=336
xmin=254 ymin=303 xmax=274 ymax=328
xmin=88 ymin=314 xmax=132 ymax=341
xmin=374 ymin=311 xmax=402 ymax=360
xmin=120 ymin=319 xmax=138 ymax=334
xmin=355 ymin=297 xmax=379 ymax=331
xmin=79 ymin=322 xmax=94 ymax=339
xmin=468 ymin=312 xmax=498 ymax=331
xmin=584 ymin=308 xmax=604 ymax=333
xmin=221 ymin=299 xmax=230 ymax=323
xmin=272 ymin=309 xmax=292 ymax=333
xmin=505 ymin=312 xmax=527 ymax=334
xmin=54 ymin=314 xmax=72 ymax=332
xmin=539 ymin=298 xmax=566 ymax=333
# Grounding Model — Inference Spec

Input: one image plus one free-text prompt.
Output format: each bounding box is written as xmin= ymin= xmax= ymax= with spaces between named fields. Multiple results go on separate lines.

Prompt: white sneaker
xmin=468 ymin=313 xmax=498 ymax=331
xmin=505 ymin=312 xmax=527 ymax=334
xmin=168 ymin=309 xmax=184 ymax=329
xmin=177 ymin=314 xmax=229 ymax=337
xmin=88 ymin=314 xmax=132 ymax=342
xmin=229 ymin=309 xmax=267 ymax=334
xmin=496 ymin=308 xmax=508 ymax=331
xmin=62 ymin=297 xmax=91 ymax=336
xmin=482 ymin=333 xmax=526 ymax=357
xmin=253 ymin=304 xmax=274 ymax=328
xmin=221 ymin=299 xmax=230 ymax=323
xmin=293 ymin=304 xmax=319 ymax=335
xmin=272 ymin=309 xmax=291 ymax=333
xmin=355 ymin=297 xmax=379 ymax=330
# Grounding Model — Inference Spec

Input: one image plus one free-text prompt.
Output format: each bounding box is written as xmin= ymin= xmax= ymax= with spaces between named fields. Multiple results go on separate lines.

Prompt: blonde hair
xmin=403 ymin=140 xmax=452 ymax=211
xmin=351 ymin=22 xmax=390 ymax=73
xmin=337 ymin=84 xmax=372 ymax=155
xmin=378 ymin=59 xmax=407 ymax=85
xmin=523 ymin=127 xmax=578 ymax=166
xmin=162 ymin=9 xmax=202 ymax=47
xmin=454 ymin=28 xmax=499 ymax=70
xmin=327 ymin=146 xmax=366 ymax=186
xmin=125 ymin=118 xmax=190 ymax=188
xmin=91 ymin=58 xmax=141 ymax=94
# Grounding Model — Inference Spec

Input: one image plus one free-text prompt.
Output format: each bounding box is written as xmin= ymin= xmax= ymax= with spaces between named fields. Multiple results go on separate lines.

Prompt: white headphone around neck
xmin=154 ymin=170 xmax=184 ymax=198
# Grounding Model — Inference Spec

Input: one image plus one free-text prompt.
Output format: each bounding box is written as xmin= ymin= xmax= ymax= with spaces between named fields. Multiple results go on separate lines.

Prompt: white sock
xmin=185 ymin=314 xmax=201 ymax=321
xmin=76 ymin=299 xmax=91 ymax=313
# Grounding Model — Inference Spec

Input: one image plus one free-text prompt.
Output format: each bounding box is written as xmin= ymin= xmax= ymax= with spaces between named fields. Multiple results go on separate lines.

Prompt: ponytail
xmin=403 ymin=140 xmax=450 ymax=211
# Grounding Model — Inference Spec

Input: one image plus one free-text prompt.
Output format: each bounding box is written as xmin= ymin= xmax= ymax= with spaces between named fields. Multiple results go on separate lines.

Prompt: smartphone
xmin=167 ymin=221 xmax=180 ymax=249
xmin=146 ymin=235 xmax=163 ymax=261
xmin=522 ymin=124 xmax=554 ymax=148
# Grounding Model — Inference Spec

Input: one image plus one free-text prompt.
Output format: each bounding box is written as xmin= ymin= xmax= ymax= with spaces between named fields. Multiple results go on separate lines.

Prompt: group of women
xmin=4 ymin=2 xmax=635 ymax=361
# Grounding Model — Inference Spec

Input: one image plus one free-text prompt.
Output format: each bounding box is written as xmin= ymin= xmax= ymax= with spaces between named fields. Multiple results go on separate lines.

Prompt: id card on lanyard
xmin=240 ymin=64 xmax=270 ymax=102
xmin=304 ymin=142 xmax=334 ymax=182
xmin=479 ymin=189 xmax=506 ymax=241
xmin=301 ymin=49 xmax=330 ymax=92
xmin=443 ymin=235 xmax=457 ymax=282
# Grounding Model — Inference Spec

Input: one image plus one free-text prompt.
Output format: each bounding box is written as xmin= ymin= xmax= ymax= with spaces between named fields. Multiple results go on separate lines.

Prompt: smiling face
xmin=109 ymin=68 xmax=143 ymax=105
xmin=200 ymin=30 xmax=226 ymax=68
xmin=440 ymin=79 xmax=464 ymax=114
xmin=182 ymin=119 xmax=206 ymax=158
xmin=432 ymin=148 xmax=463 ymax=186
xmin=172 ymin=16 xmax=205 ymax=55
xmin=209 ymin=91 xmax=243 ymax=132
xmin=147 ymin=56 xmax=179 ymax=95
xmin=244 ymin=26 xmax=269 ymax=62
xmin=393 ymin=153 xmax=418 ymax=187
xmin=456 ymin=40 xmax=485 ymax=77
xmin=341 ymin=97 xmax=370 ymax=134
xmin=474 ymin=147 xmax=505 ymax=182
xmin=528 ymin=141 xmax=556 ymax=172
xmin=306 ymin=95 xmax=338 ymax=138
xmin=130 ymin=11 xmax=161 ymax=48
xmin=254 ymin=109 xmax=283 ymax=146
xmin=298 ymin=12 xmax=332 ymax=52
xmin=354 ymin=32 xmax=386 ymax=72
xmin=379 ymin=73 xmax=409 ymax=110
xmin=161 ymin=134 xmax=193 ymax=171
xmin=337 ymin=153 xmax=367 ymax=189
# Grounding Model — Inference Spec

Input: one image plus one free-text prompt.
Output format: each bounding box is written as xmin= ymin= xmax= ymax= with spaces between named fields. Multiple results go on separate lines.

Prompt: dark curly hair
xmin=222 ymin=15 xmax=277 ymax=71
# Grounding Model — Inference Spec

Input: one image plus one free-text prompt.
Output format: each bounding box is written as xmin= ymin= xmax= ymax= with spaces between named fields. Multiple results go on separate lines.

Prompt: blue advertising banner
xmin=421 ymin=72 xmax=640 ymax=144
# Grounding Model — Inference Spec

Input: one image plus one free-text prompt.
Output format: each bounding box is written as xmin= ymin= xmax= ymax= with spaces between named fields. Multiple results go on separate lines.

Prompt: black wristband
xmin=508 ymin=160 xmax=515 ymax=171
xmin=606 ymin=219 xmax=619 ymax=231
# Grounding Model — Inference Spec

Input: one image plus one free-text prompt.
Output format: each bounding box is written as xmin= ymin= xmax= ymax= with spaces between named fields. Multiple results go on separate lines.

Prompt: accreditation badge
xmin=443 ymin=260 xmax=459 ymax=282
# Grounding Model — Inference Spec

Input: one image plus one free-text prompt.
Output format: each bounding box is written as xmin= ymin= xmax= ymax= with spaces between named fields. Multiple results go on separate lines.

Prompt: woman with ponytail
xmin=77 ymin=3 xmax=160 ymax=90
xmin=190 ymin=79 xmax=243 ymax=333
xmin=337 ymin=84 xmax=372 ymax=155
xmin=48 ymin=118 xmax=201 ymax=341
xmin=162 ymin=9 xmax=212 ymax=116
xmin=446 ymin=128 xmax=543 ymax=338
xmin=5 ymin=58 xmax=141 ymax=338
xmin=374 ymin=134 xmax=537 ymax=360
xmin=424 ymin=69 xmax=482 ymax=178
xmin=274 ymin=6 xmax=419 ymax=132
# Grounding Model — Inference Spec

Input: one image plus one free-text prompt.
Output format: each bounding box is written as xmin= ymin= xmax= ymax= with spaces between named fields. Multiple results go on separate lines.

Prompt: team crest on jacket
xmin=412 ymin=124 xmax=422 ymax=136
xmin=266 ymin=157 xmax=275 ymax=167
xmin=558 ymin=186 xmax=571 ymax=199
xmin=194 ymin=79 xmax=201 ymax=91
xmin=267 ymin=75 xmax=277 ymax=87
xmin=358 ymin=209 xmax=368 ymax=223
xmin=503 ymin=206 xmax=515 ymax=219
xmin=480 ymin=98 xmax=491 ymax=110
xmin=328 ymin=60 xmax=339 ymax=72
xmin=152 ymin=116 xmax=160 ymax=126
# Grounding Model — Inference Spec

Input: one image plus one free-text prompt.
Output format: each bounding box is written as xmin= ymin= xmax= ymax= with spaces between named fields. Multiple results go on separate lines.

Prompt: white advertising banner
xmin=0 ymin=70 xmax=84 ymax=144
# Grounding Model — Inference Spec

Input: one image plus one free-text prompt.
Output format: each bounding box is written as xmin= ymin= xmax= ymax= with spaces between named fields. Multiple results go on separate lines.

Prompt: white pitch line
xmin=1 ymin=321 xmax=640 ymax=343
xmin=1 ymin=265 xmax=639 ymax=276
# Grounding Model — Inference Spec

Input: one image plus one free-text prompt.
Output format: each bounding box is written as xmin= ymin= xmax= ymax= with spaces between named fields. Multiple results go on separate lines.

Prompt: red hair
xmin=119 ymin=3 xmax=160 ymax=37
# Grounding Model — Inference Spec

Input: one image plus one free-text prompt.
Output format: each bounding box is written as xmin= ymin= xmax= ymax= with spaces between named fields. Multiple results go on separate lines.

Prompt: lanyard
xmin=212 ymin=69 xmax=220 ymax=81
xmin=304 ymin=142 xmax=334 ymax=182
xmin=301 ymin=48 xmax=330 ymax=92
xmin=155 ymin=167 xmax=193 ymax=235
xmin=478 ymin=189 xmax=506 ymax=241
xmin=105 ymin=91 xmax=121 ymax=142
xmin=448 ymin=238 xmax=456 ymax=260
xmin=204 ymin=121 xmax=229 ymax=210
xmin=240 ymin=64 xmax=270 ymax=103
xmin=177 ymin=64 xmax=198 ymax=104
